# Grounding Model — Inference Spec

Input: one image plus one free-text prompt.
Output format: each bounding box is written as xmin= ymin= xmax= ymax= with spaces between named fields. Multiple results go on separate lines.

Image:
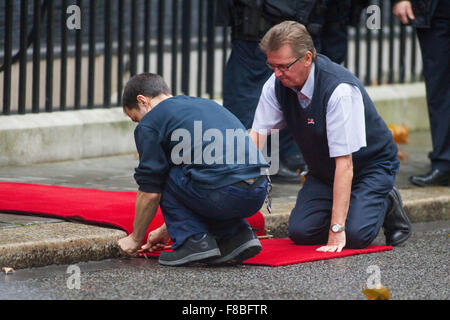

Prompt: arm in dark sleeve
xmin=133 ymin=124 xmax=170 ymax=193
xmin=215 ymin=0 xmax=233 ymax=26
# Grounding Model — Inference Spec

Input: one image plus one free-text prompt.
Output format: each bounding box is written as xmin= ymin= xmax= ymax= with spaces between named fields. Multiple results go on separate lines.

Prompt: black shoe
xmin=208 ymin=227 xmax=262 ymax=265
xmin=383 ymin=187 xmax=412 ymax=246
xmin=158 ymin=233 xmax=221 ymax=266
xmin=271 ymin=161 xmax=302 ymax=183
xmin=409 ymin=169 xmax=450 ymax=187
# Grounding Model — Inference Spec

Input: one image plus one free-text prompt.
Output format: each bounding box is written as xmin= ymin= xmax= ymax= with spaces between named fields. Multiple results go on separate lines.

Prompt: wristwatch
xmin=330 ymin=224 xmax=345 ymax=233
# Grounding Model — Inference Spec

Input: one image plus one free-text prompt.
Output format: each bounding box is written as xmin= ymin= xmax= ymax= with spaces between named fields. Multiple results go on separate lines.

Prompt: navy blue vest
xmin=275 ymin=54 xmax=398 ymax=184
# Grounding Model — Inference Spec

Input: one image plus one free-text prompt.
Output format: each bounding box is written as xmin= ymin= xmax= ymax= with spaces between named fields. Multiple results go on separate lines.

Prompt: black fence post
xmin=171 ymin=0 xmax=179 ymax=95
xmin=32 ymin=0 xmax=42 ymax=113
xmin=104 ymin=0 xmax=112 ymax=107
xmin=410 ymin=27 xmax=417 ymax=82
xmin=365 ymin=24 xmax=372 ymax=86
xmin=181 ymin=0 xmax=192 ymax=95
xmin=74 ymin=0 xmax=82 ymax=109
xmin=46 ymin=0 xmax=54 ymax=112
xmin=399 ymin=24 xmax=406 ymax=83
xmin=388 ymin=7 xmax=395 ymax=84
xmin=143 ymin=0 xmax=151 ymax=73
xmin=19 ymin=0 xmax=28 ymax=114
xmin=87 ymin=0 xmax=97 ymax=108
xmin=117 ymin=0 xmax=124 ymax=106
xmin=206 ymin=0 xmax=216 ymax=99
xmin=157 ymin=0 xmax=165 ymax=76
xmin=376 ymin=0 xmax=383 ymax=85
xmin=130 ymin=0 xmax=139 ymax=77
xmin=60 ymin=0 xmax=68 ymax=111
xmin=3 ymin=0 xmax=13 ymax=115
xmin=197 ymin=0 xmax=204 ymax=98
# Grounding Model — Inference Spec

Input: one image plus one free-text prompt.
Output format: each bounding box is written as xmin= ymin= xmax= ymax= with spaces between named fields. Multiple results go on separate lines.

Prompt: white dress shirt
xmin=252 ymin=63 xmax=367 ymax=158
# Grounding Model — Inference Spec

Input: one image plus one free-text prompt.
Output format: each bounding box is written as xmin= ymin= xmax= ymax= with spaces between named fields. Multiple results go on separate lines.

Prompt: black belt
xmin=231 ymin=175 xmax=267 ymax=190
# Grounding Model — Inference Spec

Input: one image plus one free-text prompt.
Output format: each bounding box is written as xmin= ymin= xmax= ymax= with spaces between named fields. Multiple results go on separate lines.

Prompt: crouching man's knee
xmin=345 ymin=225 xmax=375 ymax=249
xmin=288 ymin=223 xmax=328 ymax=245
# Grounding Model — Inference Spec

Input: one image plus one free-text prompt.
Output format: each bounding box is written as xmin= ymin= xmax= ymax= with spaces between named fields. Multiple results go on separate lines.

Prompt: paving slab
xmin=0 ymin=221 xmax=125 ymax=269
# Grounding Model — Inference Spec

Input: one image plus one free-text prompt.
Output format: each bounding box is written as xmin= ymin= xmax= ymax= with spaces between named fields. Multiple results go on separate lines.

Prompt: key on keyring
xmin=265 ymin=175 xmax=272 ymax=214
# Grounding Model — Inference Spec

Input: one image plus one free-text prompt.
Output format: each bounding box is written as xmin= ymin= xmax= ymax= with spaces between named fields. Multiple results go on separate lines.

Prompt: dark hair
xmin=122 ymin=73 xmax=171 ymax=110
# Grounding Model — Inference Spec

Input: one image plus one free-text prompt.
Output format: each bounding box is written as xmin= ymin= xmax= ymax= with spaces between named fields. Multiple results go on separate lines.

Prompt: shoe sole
xmin=158 ymin=248 xmax=221 ymax=267
xmin=409 ymin=176 xmax=450 ymax=187
xmin=387 ymin=188 xmax=412 ymax=246
xmin=209 ymin=239 xmax=262 ymax=265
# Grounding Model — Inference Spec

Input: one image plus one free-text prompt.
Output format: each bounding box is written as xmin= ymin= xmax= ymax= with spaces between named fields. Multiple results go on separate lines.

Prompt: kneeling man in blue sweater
xmin=250 ymin=21 xmax=412 ymax=252
xmin=118 ymin=73 xmax=269 ymax=266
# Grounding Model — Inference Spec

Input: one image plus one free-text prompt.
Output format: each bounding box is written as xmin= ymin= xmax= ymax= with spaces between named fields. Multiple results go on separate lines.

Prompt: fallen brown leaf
xmin=362 ymin=284 xmax=390 ymax=300
xmin=2 ymin=267 xmax=15 ymax=274
xmin=388 ymin=124 xmax=409 ymax=144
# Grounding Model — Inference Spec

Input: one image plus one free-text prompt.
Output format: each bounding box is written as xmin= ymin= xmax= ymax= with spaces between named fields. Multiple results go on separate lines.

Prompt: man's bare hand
xmin=118 ymin=234 xmax=141 ymax=256
xmin=393 ymin=1 xmax=415 ymax=24
xmin=141 ymin=224 xmax=171 ymax=252
xmin=316 ymin=231 xmax=346 ymax=253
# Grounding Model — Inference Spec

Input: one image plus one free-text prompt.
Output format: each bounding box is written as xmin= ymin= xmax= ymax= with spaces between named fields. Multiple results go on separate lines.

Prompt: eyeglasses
xmin=266 ymin=55 xmax=303 ymax=72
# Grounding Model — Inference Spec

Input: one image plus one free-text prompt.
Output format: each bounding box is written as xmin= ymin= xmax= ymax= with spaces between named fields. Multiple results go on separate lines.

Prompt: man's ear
xmin=305 ymin=51 xmax=313 ymax=67
xmin=136 ymin=95 xmax=148 ymax=106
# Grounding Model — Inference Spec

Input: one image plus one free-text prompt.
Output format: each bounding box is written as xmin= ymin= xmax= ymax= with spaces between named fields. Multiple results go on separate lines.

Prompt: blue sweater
xmin=133 ymin=95 xmax=268 ymax=193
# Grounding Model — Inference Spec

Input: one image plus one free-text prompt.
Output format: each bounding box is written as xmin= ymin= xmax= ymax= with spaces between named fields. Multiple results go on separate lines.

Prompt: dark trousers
xmin=288 ymin=160 xmax=398 ymax=249
xmin=160 ymin=166 xmax=268 ymax=249
xmin=313 ymin=22 xmax=348 ymax=66
xmin=416 ymin=1 xmax=450 ymax=172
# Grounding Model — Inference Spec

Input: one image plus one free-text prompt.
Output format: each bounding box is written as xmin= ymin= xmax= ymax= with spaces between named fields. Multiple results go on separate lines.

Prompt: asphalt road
xmin=1 ymin=220 xmax=448 ymax=302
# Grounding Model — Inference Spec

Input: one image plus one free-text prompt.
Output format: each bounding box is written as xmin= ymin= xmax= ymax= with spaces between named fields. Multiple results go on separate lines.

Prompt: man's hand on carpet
xmin=141 ymin=224 xmax=171 ymax=252
xmin=316 ymin=231 xmax=346 ymax=253
xmin=118 ymin=234 xmax=141 ymax=256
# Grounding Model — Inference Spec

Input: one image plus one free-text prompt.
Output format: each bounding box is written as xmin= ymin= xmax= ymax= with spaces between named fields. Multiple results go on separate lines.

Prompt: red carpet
xmin=243 ymin=239 xmax=392 ymax=266
xmin=0 ymin=182 xmax=264 ymax=239
xmin=0 ymin=182 xmax=392 ymax=266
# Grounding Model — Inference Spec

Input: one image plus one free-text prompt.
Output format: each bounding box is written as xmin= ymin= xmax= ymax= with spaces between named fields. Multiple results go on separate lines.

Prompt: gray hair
xmin=260 ymin=21 xmax=317 ymax=61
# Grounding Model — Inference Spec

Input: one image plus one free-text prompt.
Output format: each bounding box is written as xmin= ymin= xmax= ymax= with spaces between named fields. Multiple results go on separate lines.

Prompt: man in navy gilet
xmin=117 ymin=73 xmax=269 ymax=266
xmin=249 ymin=21 xmax=411 ymax=251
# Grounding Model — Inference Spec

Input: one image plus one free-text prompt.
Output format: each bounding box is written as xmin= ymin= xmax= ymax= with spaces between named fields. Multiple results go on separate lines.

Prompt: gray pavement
xmin=0 ymin=220 xmax=448 ymax=300
xmin=0 ymin=130 xmax=449 ymax=300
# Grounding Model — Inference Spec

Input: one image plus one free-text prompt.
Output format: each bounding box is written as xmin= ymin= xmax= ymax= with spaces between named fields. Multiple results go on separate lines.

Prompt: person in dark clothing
xmin=218 ymin=0 xmax=364 ymax=183
xmin=393 ymin=0 xmax=450 ymax=186
xmin=117 ymin=73 xmax=269 ymax=266
xmin=249 ymin=21 xmax=412 ymax=251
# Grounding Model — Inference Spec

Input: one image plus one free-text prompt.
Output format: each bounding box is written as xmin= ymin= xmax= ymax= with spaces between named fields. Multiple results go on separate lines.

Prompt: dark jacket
xmin=394 ymin=0 xmax=439 ymax=28
xmin=216 ymin=0 xmax=368 ymax=40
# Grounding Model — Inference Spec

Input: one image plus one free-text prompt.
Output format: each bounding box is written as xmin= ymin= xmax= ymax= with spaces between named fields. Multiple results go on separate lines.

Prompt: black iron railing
xmin=1 ymin=0 xmax=422 ymax=115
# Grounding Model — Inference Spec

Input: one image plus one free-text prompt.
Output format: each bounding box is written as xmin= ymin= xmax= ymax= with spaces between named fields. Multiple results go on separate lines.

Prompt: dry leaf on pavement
xmin=362 ymin=284 xmax=390 ymax=300
xmin=2 ymin=267 xmax=15 ymax=274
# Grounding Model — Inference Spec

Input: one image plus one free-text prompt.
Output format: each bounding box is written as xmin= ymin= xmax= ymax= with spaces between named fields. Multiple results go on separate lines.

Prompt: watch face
xmin=331 ymin=224 xmax=343 ymax=232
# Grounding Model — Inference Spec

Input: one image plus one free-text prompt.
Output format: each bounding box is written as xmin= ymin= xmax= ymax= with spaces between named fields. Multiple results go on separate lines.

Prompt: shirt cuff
xmin=329 ymin=144 xmax=366 ymax=158
xmin=138 ymin=183 xmax=163 ymax=194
